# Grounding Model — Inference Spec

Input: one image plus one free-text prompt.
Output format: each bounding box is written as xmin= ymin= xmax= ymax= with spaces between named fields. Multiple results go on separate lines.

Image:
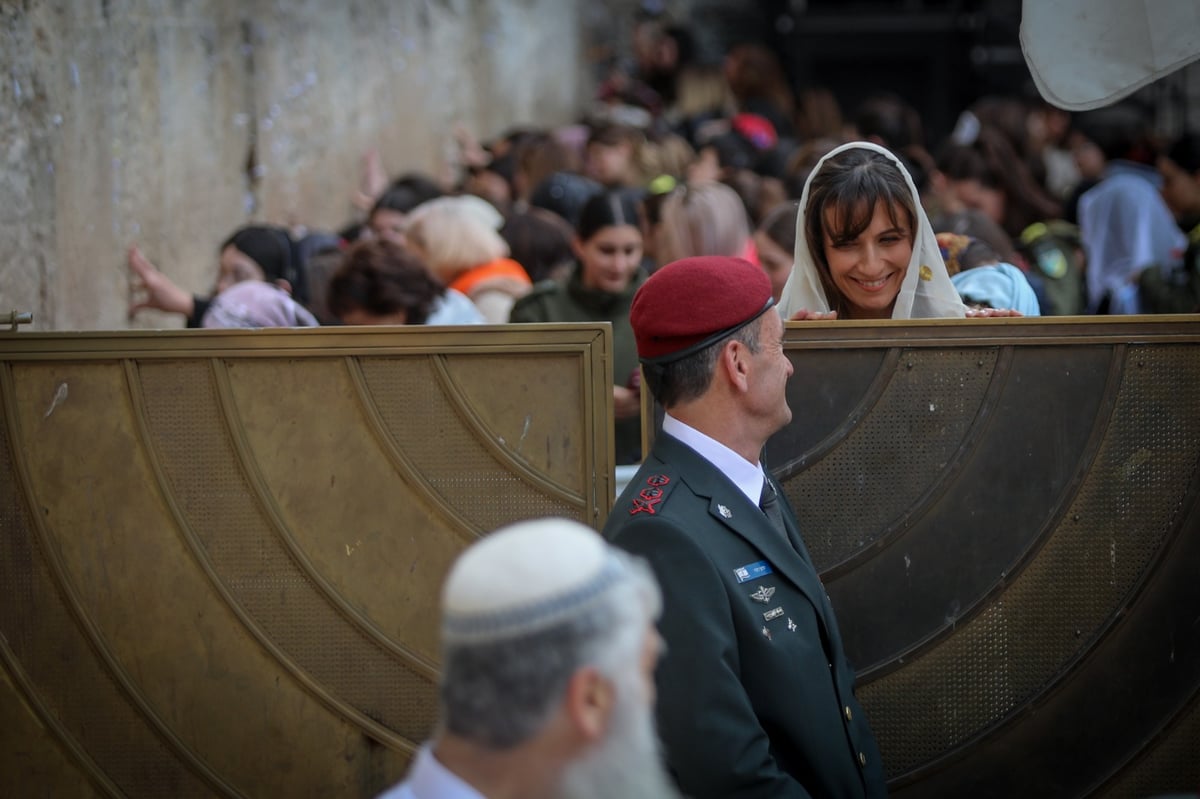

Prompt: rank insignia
xmin=749 ymin=585 xmax=776 ymax=604
xmin=764 ymin=607 xmax=785 ymax=622
xmin=718 ymin=504 xmax=732 ymax=519
xmin=629 ymin=473 xmax=674 ymax=516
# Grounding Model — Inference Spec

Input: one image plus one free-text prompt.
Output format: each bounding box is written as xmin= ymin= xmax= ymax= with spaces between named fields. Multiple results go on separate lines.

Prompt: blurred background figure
xmin=510 ymin=191 xmax=648 ymax=465
xmin=200 ymin=280 xmax=318 ymax=329
xmin=754 ymin=201 xmax=799 ymax=303
xmin=327 ymin=239 xmax=484 ymax=326
xmin=375 ymin=517 xmax=676 ymax=799
xmin=129 ymin=225 xmax=312 ymax=328
xmin=404 ymin=196 xmax=532 ymax=323
xmin=1073 ymin=102 xmax=1186 ymax=313
xmin=649 ymin=181 xmax=753 ymax=269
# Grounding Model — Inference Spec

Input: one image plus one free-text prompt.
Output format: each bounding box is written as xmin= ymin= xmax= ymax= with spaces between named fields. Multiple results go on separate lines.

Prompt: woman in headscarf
xmin=779 ymin=141 xmax=1019 ymax=320
xmin=129 ymin=225 xmax=308 ymax=326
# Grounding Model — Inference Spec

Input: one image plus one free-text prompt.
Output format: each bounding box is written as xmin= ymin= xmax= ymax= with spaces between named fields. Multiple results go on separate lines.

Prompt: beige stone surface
xmin=1 ymin=0 xmax=587 ymax=330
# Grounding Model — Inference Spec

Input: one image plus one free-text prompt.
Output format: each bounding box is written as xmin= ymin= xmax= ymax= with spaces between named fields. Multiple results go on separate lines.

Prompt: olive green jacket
xmin=510 ymin=265 xmax=647 ymax=464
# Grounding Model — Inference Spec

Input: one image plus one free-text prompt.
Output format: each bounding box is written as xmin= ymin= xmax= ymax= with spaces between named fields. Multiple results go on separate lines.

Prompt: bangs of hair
xmin=821 ymin=165 xmax=911 ymax=245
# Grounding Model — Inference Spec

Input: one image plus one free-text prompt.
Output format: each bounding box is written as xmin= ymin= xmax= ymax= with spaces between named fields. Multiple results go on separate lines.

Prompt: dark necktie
xmin=760 ymin=478 xmax=788 ymax=539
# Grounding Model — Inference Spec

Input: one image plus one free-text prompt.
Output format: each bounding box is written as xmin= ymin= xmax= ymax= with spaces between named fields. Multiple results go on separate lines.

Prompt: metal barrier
xmin=2 ymin=317 xmax=1197 ymax=797
xmin=770 ymin=317 xmax=1200 ymax=798
xmin=0 ymin=325 xmax=615 ymax=798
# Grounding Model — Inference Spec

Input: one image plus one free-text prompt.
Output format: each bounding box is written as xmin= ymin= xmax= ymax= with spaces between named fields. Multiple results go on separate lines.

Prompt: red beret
xmin=631 ymin=256 xmax=774 ymax=363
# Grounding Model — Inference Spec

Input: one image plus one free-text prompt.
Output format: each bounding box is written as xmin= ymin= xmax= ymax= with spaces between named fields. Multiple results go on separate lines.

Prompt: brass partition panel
xmin=0 ymin=325 xmax=614 ymax=798
xmin=763 ymin=317 xmax=1200 ymax=798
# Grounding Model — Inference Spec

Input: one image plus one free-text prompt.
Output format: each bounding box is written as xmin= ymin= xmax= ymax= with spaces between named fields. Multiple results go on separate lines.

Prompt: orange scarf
xmin=449 ymin=258 xmax=531 ymax=296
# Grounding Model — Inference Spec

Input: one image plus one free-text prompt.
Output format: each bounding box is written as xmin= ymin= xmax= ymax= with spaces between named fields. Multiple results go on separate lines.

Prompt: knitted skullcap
xmin=441 ymin=518 xmax=628 ymax=645
xmin=631 ymin=255 xmax=774 ymax=364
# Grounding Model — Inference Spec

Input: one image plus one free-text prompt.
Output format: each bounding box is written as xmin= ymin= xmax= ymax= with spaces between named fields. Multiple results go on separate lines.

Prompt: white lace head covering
xmin=778 ymin=141 xmax=966 ymax=320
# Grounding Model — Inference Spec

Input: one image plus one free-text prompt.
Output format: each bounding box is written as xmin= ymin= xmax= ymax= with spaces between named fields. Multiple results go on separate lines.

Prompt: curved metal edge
xmin=208 ymin=359 xmax=441 ymax=681
xmin=776 ymin=348 xmax=905 ymax=479
xmin=820 ymin=346 xmax=1010 ymax=581
xmin=0 ymin=362 xmax=243 ymax=798
xmin=0 ymin=637 xmax=123 ymax=799
xmin=884 ymin=343 xmax=1200 ymax=787
xmin=0 ymin=366 xmax=123 ymax=799
xmin=429 ymin=354 xmax=587 ymax=508
xmin=863 ymin=344 xmax=1128 ymax=685
xmin=345 ymin=356 xmax=484 ymax=540
xmin=1086 ymin=684 xmax=1200 ymax=797
xmin=126 ymin=358 xmax=420 ymax=755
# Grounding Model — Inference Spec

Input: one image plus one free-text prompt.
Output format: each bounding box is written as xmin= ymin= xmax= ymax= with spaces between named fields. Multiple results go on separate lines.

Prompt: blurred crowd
xmin=128 ymin=10 xmax=1200 ymax=461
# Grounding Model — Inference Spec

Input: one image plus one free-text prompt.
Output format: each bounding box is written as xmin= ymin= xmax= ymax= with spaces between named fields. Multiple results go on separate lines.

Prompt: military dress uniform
xmin=604 ymin=426 xmax=887 ymax=799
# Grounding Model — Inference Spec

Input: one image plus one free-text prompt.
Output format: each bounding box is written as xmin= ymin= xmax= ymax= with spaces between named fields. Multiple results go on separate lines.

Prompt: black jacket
xmin=604 ymin=433 xmax=887 ymax=799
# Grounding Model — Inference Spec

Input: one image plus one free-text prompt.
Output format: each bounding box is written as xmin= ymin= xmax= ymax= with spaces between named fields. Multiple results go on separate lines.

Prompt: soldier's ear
xmin=721 ymin=339 xmax=752 ymax=393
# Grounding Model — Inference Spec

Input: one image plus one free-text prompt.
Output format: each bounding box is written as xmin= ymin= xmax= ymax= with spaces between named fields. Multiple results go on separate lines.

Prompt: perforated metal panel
xmin=0 ymin=368 xmax=221 ymax=798
xmin=0 ymin=324 xmax=614 ymax=798
xmin=781 ymin=347 xmax=998 ymax=565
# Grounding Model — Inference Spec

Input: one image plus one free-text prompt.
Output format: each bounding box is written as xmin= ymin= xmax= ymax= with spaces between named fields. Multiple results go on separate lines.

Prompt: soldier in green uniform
xmin=604 ymin=255 xmax=887 ymax=798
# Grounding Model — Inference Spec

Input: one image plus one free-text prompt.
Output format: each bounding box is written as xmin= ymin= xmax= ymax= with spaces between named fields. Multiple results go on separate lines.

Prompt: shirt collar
xmin=662 ymin=413 xmax=766 ymax=506
xmin=403 ymin=744 xmax=487 ymax=799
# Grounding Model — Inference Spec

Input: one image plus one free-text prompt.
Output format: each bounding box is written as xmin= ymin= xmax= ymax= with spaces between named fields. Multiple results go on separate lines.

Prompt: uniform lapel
xmin=654 ymin=435 xmax=830 ymax=617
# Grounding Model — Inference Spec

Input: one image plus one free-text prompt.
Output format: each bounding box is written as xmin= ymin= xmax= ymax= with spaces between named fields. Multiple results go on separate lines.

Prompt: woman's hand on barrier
xmin=966 ymin=307 xmax=1023 ymax=318
xmin=789 ymin=309 xmax=839 ymax=321
xmin=128 ymin=245 xmax=195 ymax=319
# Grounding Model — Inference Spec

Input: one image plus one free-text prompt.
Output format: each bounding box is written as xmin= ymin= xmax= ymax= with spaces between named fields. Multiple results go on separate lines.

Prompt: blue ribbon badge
xmin=734 ymin=560 xmax=774 ymax=584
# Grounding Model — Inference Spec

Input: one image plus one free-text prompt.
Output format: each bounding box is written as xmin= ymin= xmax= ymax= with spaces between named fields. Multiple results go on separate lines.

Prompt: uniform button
xmin=858 ymin=752 xmax=867 ymax=768
xmin=844 ymin=706 xmax=853 ymax=722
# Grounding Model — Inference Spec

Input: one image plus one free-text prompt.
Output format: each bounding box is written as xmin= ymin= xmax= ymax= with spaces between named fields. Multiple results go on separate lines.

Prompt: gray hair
xmin=643 ymin=315 xmax=763 ymax=410
xmin=439 ymin=550 xmax=660 ymax=749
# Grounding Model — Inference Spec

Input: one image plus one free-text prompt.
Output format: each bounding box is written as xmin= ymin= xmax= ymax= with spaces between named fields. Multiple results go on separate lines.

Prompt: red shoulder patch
xmin=629 ymin=474 xmax=673 ymax=516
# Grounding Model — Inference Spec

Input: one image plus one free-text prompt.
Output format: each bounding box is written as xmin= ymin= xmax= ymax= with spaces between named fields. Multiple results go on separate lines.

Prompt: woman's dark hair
xmin=372 ymin=173 xmax=444 ymax=215
xmin=1073 ymin=101 xmax=1154 ymax=163
xmin=854 ymin=93 xmax=924 ymax=152
xmin=576 ymin=190 xmax=642 ymax=242
xmin=327 ymin=240 xmax=445 ymax=325
xmin=936 ymin=125 xmax=1061 ymax=237
xmin=1167 ymin=134 xmax=1200 ymax=174
xmin=529 ymin=172 xmax=603 ymax=228
xmin=803 ymin=147 xmax=916 ymax=317
xmin=501 ymin=210 xmax=575 ymax=283
xmin=760 ymin=201 xmax=799 ymax=252
xmin=221 ymin=225 xmax=308 ymax=304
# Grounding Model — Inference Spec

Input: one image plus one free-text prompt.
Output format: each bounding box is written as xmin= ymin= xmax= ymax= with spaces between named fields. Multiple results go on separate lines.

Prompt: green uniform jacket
xmin=604 ymin=434 xmax=887 ymax=799
xmin=509 ymin=265 xmax=647 ymax=464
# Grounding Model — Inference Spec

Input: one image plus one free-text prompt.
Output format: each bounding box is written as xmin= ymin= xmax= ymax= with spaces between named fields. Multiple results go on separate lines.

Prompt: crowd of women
xmin=128 ymin=15 xmax=1200 ymax=464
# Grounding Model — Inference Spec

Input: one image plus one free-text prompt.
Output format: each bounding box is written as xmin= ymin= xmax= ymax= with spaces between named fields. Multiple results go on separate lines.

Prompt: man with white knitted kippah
xmin=377 ymin=517 xmax=679 ymax=799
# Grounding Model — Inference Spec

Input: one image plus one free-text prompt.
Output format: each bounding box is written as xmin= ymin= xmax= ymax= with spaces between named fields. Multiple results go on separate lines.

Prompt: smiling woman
xmin=779 ymin=141 xmax=967 ymax=320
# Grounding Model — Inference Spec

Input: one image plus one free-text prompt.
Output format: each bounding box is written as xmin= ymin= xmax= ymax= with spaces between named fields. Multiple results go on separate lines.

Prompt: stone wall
xmin=1 ymin=0 xmax=588 ymax=330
